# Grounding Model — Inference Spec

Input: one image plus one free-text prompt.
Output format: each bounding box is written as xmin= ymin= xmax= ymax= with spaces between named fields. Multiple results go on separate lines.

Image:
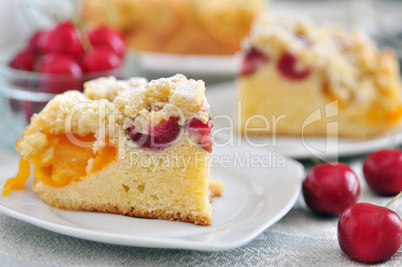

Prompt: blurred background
xmin=0 ymin=0 xmax=402 ymax=51
xmin=1 ymin=0 xmax=402 ymax=80
xmin=1 ymin=0 xmax=402 ymax=61
xmin=0 ymin=0 xmax=401 ymax=149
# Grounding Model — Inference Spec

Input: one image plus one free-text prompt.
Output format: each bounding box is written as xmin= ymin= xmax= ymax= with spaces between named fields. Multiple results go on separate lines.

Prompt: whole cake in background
xmin=3 ymin=74 xmax=224 ymax=226
xmin=80 ymin=0 xmax=265 ymax=55
xmin=238 ymin=15 xmax=402 ymax=138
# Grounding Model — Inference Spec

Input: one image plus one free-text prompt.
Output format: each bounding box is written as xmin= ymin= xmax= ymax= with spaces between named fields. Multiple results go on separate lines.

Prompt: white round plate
xmin=206 ymin=82 xmax=402 ymax=160
xmin=138 ymin=52 xmax=240 ymax=75
xmin=0 ymin=146 xmax=303 ymax=251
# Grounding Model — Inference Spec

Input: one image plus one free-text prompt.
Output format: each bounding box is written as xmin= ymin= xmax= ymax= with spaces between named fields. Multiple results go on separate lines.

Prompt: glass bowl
xmin=0 ymin=49 xmax=141 ymax=149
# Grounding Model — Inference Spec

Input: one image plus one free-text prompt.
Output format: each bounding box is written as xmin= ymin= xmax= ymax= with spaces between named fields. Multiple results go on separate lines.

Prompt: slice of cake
xmin=239 ymin=16 xmax=402 ymax=138
xmin=81 ymin=0 xmax=265 ymax=55
xmin=3 ymin=74 xmax=220 ymax=225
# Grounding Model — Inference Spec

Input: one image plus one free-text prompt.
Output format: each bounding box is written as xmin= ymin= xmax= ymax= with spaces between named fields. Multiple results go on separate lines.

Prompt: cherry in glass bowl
xmin=0 ymin=48 xmax=140 ymax=149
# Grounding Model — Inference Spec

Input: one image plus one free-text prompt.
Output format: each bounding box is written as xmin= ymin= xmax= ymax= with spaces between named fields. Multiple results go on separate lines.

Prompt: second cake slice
xmin=239 ymin=16 xmax=402 ymax=138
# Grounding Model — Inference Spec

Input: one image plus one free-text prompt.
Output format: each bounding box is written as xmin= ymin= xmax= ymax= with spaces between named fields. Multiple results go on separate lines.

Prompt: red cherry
xmin=9 ymin=48 xmax=37 ymax=71
xmin=363 ymin=149 xmax=402 ymax=195
xmin=277 ymin=52 xmax=311 ymax=80
xmin=128 ymin=117 xmax=180 ymax=150
xmin=151 ymin=117 xmax=181 ymax=144
xmin=81 ymin=47 xmax=121 ymax=73
xmin=337 ymin=201 xmax=402 ymax=263
xmin=188 ymin=118 xmax=212 ymax=134
xmin=39 ymin=53 xmax=82 ymax=75
xmin=9 ymin=99 xmax=23 ymax=113
xmin=43 ymin=21 xmax=84 ymax=57
xmin=188 ymin=118 xmax=213 ymax=153
xmin=37 ymin=30 xmax=50 ymax=54
xmin=239 ymin=47 xmax=269 ymax=76
xmin=302 ymin=163 xmax=360 ymax=215
xmin=27 ymin=31 xmax=46 ymax=54
xmin=88 ymin=27 xmax=126 ymax=58
xmin=39 ymin=53 xmax=83 ymax=93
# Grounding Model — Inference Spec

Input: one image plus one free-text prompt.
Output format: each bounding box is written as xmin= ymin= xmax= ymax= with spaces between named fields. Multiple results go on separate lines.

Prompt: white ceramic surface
xmin=206 ymin=82 xmax=402 ymax=160
xmin=0 ymin=146 xmax=303 ymax=251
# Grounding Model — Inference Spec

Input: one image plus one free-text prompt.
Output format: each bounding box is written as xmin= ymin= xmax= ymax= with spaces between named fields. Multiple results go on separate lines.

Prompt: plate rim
xmin=0 ymin=156 xmax=303 ymax=251
xmin=138 ymin=51 xmax=240 ymax=75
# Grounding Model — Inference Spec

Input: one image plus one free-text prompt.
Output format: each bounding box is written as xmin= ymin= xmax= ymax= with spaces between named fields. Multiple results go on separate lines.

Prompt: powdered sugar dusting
xmin=174 ymin=79 xmax=201 ymax=99
xmin=84 ymin=76 xmax=148 ymax=102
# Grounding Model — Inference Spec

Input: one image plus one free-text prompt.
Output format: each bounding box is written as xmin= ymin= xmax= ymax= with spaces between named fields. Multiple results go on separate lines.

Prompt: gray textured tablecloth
xmin=1 ymin=148 xmax=401 ymax=266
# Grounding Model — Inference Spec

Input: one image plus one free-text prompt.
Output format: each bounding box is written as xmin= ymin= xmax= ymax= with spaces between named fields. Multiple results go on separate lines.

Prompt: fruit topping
xmin=239 ymin=47 xmax=269 ymax=76
xmin=188 ymin=118 xmax=213 ymax=153
xmin=128 ymin=117 xmax=180 ymax=150
xmin=2 ymin=156 xmax=31 ymax=197
xmin=277 ymin=52 xmax=311 ymax=80
xmin=127 ymin=117 xmax=213 ymax=152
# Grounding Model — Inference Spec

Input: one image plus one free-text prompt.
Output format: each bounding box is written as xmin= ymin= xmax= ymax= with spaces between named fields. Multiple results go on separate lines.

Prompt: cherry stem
xmin=388 ymin=133 xmax=396 ymax=150
xmin=72 ymin=0 xmax=92 ymax=53
xmin=311 ymin=157 xmax=324 ymax=166
xmin=385 ymin=191 xmax=402 ymax=209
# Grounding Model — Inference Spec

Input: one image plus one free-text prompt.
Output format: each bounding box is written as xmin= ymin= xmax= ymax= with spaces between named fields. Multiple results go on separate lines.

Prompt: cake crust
xmin=33 ymin=179 xmax=212 ymax=226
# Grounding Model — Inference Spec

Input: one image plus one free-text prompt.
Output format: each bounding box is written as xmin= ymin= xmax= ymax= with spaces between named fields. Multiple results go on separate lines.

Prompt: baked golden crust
xmin=239 ymin=16 xmax=402 ymax=138
xmin=33 ymin=192 xmax=212 ymax=226
xmin=48 ymin=203 xmax=212 ymax=226
xmin=80 ymin=0 xmax=265 ymax=55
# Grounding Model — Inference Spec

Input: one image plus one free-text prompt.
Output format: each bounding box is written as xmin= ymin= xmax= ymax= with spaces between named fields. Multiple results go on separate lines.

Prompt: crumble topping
xmin=16 ymin=74 xmax=210 ymax=159
xmin=84 ymin=76 xmax=148 ymax=102
xmin=111 ymin=74 xmax=209 ymax=126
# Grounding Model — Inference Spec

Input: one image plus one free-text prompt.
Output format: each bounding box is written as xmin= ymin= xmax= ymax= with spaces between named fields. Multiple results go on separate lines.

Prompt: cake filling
xmin=2 ymin=156 xmax=31 ymax=197
xmin=6 ymin=133 xmax=117 ymax=190
xmin=187 ymin=118 xmax=213 ymax=153
xmin=239 ymin=47 xmax=311 ymax=80
xmin=240 ymin=47 xmax=269 ymax=76
xmin=127 ymin=117 xmax=181 ymax=150
xmin=127 ymin=116 xmax=213 ymax=152
xmin=277 ymin=52 xmax=311 ymax=80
